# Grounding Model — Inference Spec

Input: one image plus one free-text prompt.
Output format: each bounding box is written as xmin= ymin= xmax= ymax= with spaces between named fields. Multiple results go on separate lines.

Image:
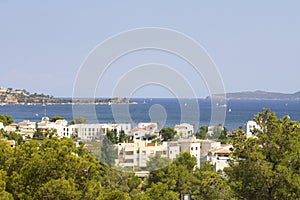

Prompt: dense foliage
xmin=225 ymin=109 xmax=300 ymax=199
xmin=70 ymin=117 xmax=88 ymax=125
xmin=159 ymin=127 xmax=177 ymax=141
xmin=0 ymin=138 xmax=141 ymax=199
xmin=49 ymin=116 xmax=65 ymax=122
xmin=0 ymin=110 xmax=299 ymax=199
xmin=0 ymin=115 xmax=14 ymax=126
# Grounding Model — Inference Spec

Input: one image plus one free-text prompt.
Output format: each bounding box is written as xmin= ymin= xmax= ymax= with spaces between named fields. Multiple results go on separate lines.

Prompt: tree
xmin=146 ymin=152 xmax=235 ymax=199
xmin=33 ymin=128 xmax=44 ymax=138
xmin=118 ymin=130 xmax=128 ymax=143
xmin=49 ymin=116 xmax=65 ymax=122
xmin=195 ymin=126 xmax=208 ymax=139
xmin=0 ymin=114 xmax=14 ymax=126
xmin=147 ymin=152 xmax=196 ymax=198
xmin=0 ymin=170 xmax=13 ymax=199
xmin=145 ymin=182 xmax=179 ymax=200
xmin=225 ymin=109 xmax=300 ymax=199
xmin=103 ymin=189 xmax=130 ymax=200
xmin=100 ymin=136 xmax=117 ymax=167
xmin=146 ymin=153 xmax=171 ymax=171
xmin=70 ymin=117 xmax=87 ymax=125
xmin=106 ymin=129 xmax=129 ymax=144
xmin=35 ymin=178 xmax=81 ymax=199
xmin=160 ymin=127 xmax=177 ymax=141
xmin=4 ymin=131 xmax=23 ymax=144
xmin=0 ymin=138 xmax=108 ymax=199
xmin=192 ymin=170 xmax=234 ymax=199
xmin=218 ymin=127 xmax=229 ymax=144
xmin=144 ymin=134 xmax=157 ymax=141
xmin=173 ymin=152 xmax=197 ymax=171
xmin=106 ymin=129 xmax=118 ymax=144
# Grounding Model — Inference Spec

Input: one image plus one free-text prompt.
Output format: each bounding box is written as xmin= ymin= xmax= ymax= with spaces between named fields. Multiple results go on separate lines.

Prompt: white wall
xmin=174 ymin=123 xmax=194 ymax=138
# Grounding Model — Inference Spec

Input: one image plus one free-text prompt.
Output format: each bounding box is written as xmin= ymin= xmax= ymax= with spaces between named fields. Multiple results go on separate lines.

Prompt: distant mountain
xmin=208 ymin=90 xmax=300 ymax=100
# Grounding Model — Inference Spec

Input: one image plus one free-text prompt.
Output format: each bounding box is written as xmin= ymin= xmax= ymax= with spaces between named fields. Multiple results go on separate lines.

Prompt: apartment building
xmin=174 ymin=123 xmax=194 ymax=138
xmin=64 ymin=124 xmax=103 ymax=141
xmin=180 ymin=139 xmax=201 ymax=167
xmin=115 ymin=140 xmax=168 ymax=169
xmin=100 ymin=123 xmax=131 ymax=135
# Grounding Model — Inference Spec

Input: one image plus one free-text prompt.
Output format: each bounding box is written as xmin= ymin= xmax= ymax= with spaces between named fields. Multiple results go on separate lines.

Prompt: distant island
xmin=0 ymin=87 xmax=137 ymax=105
xmin=208 ymin=90 xmax=300 ymax=100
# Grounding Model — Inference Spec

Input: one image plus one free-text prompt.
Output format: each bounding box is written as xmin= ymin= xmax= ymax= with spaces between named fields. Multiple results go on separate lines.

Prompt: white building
xmin=18 ymin=120 xmax=36 ymax=130
xmin=17 ymin=120 xmax=36 ymax=139
xmin=100 ymin=123 xmax=131 ymax=135
xmin=199 ymin=140 xmax=221 ymax=156
xmin=167 ymin=141 xmax=181 ymax=160
xmin=37 ymin=117 xmax=69 ymax=138
xmin=207 ymin=144 xmax=232 ymax=171
xmin=174 ymin=123 xmax=194 ymax=138
xmin=131 ymin=127 xmax=151 ymax=140
xmin=138 ymin=122 xmax=158 ymax=133
xmin=62 ymin=123 xmax=131 ymax=141
xmin=64 ymin=124 xmax=103 ymax=141
xmin=178 ymin=139 xmax=222 ymax=168
xmin=130 ymin=122 xmax=158 ymax=140
xmin=179 ymin=139 xmax=201 ymax=168
xmin=246 ymin=120 xmax=261 ymax=137
xmin=4 ymin=123 xmax=17 ymax=132
xmin=0 ymin=122 xmax=4 ymax=129
xmin=115 ymin=140 xmax=168 ymax=169
xmin=207 ymin=125 xmax=224 ymax=137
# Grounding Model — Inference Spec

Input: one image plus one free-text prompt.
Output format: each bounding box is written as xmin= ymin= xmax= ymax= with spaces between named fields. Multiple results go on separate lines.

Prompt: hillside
xmin=208 ymin=90 xmax=300 ymax=100
xmin=0 ymin=87 xmax=62 ymax=104
xmin=0 ymin=87 xmax=136 ymax=104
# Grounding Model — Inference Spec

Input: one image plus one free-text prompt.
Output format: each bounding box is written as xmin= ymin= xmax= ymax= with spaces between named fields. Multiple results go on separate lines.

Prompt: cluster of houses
xmin=115 ymin=138 xmax=232 ymax=171
xmin=0 ymin=116 xmax=261 ymax=171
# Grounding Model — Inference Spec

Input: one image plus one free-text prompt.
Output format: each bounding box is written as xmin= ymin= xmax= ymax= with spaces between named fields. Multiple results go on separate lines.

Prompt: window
xmin=195 ymin=147 xmax=198 ymax=150
xmin=191 ymin=147 xmax=193 ymax=151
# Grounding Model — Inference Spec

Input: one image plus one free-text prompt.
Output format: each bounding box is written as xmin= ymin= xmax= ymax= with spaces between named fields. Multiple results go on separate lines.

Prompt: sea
xmin=0 ymin=99 xmax=299 ymax=131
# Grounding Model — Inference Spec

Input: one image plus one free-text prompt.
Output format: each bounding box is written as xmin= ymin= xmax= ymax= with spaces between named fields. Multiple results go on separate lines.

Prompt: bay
xmin=0 ymin=99 xmax=299 ymax=131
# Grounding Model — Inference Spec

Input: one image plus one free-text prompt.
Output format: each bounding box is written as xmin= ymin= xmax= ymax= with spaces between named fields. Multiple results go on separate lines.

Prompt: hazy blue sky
xmin=0 ymin=1 xmax=299 ymax=98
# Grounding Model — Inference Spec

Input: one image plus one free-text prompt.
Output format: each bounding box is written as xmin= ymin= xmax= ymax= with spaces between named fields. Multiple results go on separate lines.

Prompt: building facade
xmin=174 ymin=123 xmax=194 ymax=138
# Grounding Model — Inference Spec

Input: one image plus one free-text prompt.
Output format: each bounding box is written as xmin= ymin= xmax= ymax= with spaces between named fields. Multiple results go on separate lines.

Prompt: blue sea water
xmin=0 ymin=99 xmax=299 ymax=131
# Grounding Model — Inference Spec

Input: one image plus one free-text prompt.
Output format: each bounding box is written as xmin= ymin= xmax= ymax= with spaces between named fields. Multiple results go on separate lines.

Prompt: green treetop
xmin=70 ymin=117 xmax=87 ymax=125
xmin=225 ymin=109 xmax=300 ymax=199
xmin=159 ymin=127 xmax=177 ymax=141
xmin=49 ymin=116 xmax=65 ymax=122
xmin=0 ymin=114 xmax=14 ymax=126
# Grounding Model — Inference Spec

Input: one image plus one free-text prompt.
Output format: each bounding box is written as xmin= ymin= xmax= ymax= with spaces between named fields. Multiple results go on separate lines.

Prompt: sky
xmin=0 ymin=1 xmax=299 ymax=98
